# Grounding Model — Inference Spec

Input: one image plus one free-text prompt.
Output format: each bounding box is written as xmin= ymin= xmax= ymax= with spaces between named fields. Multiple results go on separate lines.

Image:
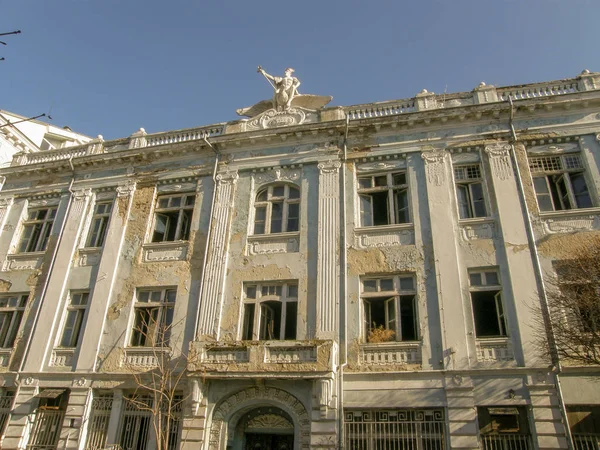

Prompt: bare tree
xmin=123 ymin=316 xmax=192 ymax=450
xmin=538 ymin=237 xmax=600 ymax=366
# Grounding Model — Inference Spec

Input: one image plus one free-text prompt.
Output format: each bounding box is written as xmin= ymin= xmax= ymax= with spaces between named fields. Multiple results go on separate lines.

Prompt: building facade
xmin=0 ymin=70 xmax=599 ymax=450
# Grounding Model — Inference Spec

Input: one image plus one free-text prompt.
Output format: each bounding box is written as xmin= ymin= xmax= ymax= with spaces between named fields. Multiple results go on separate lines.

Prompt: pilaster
xmin=421 ymin=149 xmax=470 ymax=370
xmin=315 ymin=160 xmax=340 ymax=340
xmin=23 ymin=188 xmax=93 ymax=373
xmin=77 ymin=181 xmax=136 ymax=371
xmin=445 ymin=376 xmax=479 ymax=450
xmin=57 ymin=388 xmax=90 ymax=450
xmin=2 ymin=386 xmax=37 ymax=450
xmin=0 ymin=196 xmax=14 ymax=239
xmin=484 ymin=142 xmax=540 ymax=367
xmin=196 ymin=169 xmax=238 ymax=339
xmin=527 ymin=375 xmax=568 ymax=450
xmin=180 ymin=379 xmax=207 ymax=450
xmin=105 ymin=389 xmax=123 ymax=446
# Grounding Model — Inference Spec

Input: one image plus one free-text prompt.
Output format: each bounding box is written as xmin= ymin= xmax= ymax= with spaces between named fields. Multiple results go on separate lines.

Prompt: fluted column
xmin=315 ymin=160 xmax=341 ymax=340
xmin=196 ymin=170 xmax=238 ymax=339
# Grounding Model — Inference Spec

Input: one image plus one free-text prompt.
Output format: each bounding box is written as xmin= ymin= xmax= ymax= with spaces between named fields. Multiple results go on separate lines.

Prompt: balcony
xmin=360 ymin=342 xmax=422 ymax=367
xmin=480 ymin=434 xmax=532 ymax=450
xmin=189 ymin=340 xmax=335 ymax=378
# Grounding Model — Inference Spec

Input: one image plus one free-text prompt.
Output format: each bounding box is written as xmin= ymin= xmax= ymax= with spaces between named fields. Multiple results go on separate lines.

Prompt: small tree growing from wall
xmin=539 ymin=238 xmax=600 ymax=366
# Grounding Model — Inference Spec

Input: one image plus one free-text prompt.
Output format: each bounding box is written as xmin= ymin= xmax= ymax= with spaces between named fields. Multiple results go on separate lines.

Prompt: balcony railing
xmin=481 ymin=434 xmax=532 ymax=450
xmin=573 ymin=434 xmax=600 ymax=450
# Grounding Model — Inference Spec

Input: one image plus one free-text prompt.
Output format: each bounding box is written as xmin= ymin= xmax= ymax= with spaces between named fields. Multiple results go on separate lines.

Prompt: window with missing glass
xmin=358 ymin=172 xmax=410 ymax=227
xmin=253 ymin=184 xmax=300 ymax=235
xmin=130 ymin=288 xmax=176 ymax=347
xmin=453 ymin=164 xmax=488 ymax=219
xmin=361 ymin=275 xmax=418 ymax=343
xmin=241 ymin=282 xmax=298 ymax=340
xmin=529 ymin=153 xmax=593 ymax=212
xmin=86 ymin=201 xmax=113 ymax=248
xmin=151 ymin=194 xmax=195 ymax=242
xmin=0 ymin=294 xmax=28 ymax=348
xmin=18 ymin=207 xmax=57 ymax=253
xmin=469 ymin=269 xmax=507 ymax=338
xmin=59 ymin=292 xmax=89 ymax=348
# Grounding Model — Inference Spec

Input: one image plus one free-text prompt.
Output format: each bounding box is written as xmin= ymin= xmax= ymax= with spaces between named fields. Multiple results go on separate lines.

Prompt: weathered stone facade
xmin=0 ymin=70 xmax=599 ymax=450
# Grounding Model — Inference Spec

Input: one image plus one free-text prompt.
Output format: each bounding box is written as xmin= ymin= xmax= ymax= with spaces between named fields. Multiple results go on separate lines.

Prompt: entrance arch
xmin=208 ymin=386 xmax=310 ymax=450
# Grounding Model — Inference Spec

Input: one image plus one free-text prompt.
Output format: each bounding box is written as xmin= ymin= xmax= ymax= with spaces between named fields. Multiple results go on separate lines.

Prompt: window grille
xmin=478 ymin=407 xmax=532 ymax=450
xmin=85 ymin=394 xmax=113 ymax=450
xmin=118 ymin=396 xmax=152 ymax=450
xmin=453 ymin=165 xmax=481 ymax=180
xmin=18 ymin=207 xmax=57 ymax=253
xmin=27 ymin=392 xmax=68 ymax=450
xmin=345 ymin=409 xmax=446 ymax=450
xmin=253 ymin=184 xmax=300 ymax=235
xmin=0 ymin=391 xmax=15 ymax=437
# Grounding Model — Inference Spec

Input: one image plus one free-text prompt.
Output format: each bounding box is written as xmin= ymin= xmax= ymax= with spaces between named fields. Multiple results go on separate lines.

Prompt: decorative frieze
xmin=142 ymin=242 xmax=188 ymax=262
xmin=203 ymin=347 xmax=249 ymax=363
xmin=421 ymin=150 xmax=447 ymax=186
xmin=0 ymin=197 xmax=14 ymax=235
xmin=355 ymin=226 xmax=415 ymax=248
xmin=355 ymin=159 xmax=406 ymax=173
xmin=541 ymin=211 xmax=600 ymax=233
xmin=0 ymin=349 xmax=11 ymax=367
xmin=247 ymin=234 xmax=299 ymax=255
xmin=476 ymin=338 xmax=514 ymax=363
xmin=50 ymin=348 xmax=75 ymax=367
xmin=77 ymin=248 xmax=101 ymax=267
xmin=485 ymin=143 xmax=513 ymax=180
xmin=360 ymin=342 xmax=422 ymax=365
xmin=459 ymin=219 xmax=496 ymax=241
xmin=316 ymin=160 xmax=341 ymax=338
xmin=116 ymin=181 xmax=136 ymax=198
xmin=2 ymin=253 xmax=44 ymax=271
xmin=253 ymin=166 xmax=301 ymax=186
xmin=265 ymin=346 xmax=317 ymax=363
xmin=122 ymin=348 xmax=168 ymax=368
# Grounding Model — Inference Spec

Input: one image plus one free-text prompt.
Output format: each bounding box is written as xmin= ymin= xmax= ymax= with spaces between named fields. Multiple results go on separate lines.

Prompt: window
xmin=85 ymin=392 xmax=113 ymax=450
xmin=17 ymin=207 xmax=57 ymax=253
xmin=241 ymin=282 xmax=298 ymax=340
xmin=28 ymin=390 xmax=69 ymax=450
xmin=362 ymin=275 xmax=418 ymax=343
xmin=253 ymin=184 xmax=300 ymax=234
xmin=345 ymin=409 xmax=446 ymax=450
xmin=151 ymin=194 xmax=195 ymax=242
xmin=58 ymin=292 xmax=89 ymax=348
xmin=358 ymin=172 xmax=410 ymax=227
xmin=529 ymin=153 xmax=593 ymax=212
xmin=469 ymin=270 xmax=507 ymax=338
xmin=86 ymin=201 xmax=112 ymax=247
xmin=0 ymin=391 xmax=15 ymax=437
xmin=454 ymin=165 xmax=487 ymax=219
xmin=0 ymin=294 xmax=28 ymax=348
xmin=478 ymin=407 xmax=532 ymax=450
xmin=130 ymin=288 xmax=176 ymax=347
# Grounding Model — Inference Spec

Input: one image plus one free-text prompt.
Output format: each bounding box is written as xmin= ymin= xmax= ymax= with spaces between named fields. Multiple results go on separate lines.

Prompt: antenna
xmin=0 ymin=30 xmax=22 ymax=61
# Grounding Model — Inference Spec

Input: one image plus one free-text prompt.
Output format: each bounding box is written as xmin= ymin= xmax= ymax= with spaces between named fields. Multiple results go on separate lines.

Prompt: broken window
xmin=17 ymin=206 xmax=57 ymax=253
xmin=529 ymin=153 xmax=593 ymax=212
xmin=253 ymin=184 xmax=300 ymax=234
xmin=86 ymin=200 xmax=113 ymax=247
xmin=453 ymin=165 xmax=487 ymax=219
xmin=0 ymin=294 xmax=28 ymax=348
xmin=130 ymin=288 xmax=176 ymax=347
xmin=362 ymin=275 xmax=418 ymax=343
xmin=58 ymin=292 xmax=89 ymax=348
xmin=469 ymin=270 xmax=507 ymax=338
xmin=358 ymin=172 xmax=410 ymax=227
xmin=241 ymin=282 xmax=298 ymax=340
xmin=151 ymin=193 xmax=195 ymax=242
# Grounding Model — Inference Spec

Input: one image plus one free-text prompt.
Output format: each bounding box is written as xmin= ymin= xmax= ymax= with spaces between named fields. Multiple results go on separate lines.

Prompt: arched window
xmin=253 ymin=184 xmax=300 ymax=234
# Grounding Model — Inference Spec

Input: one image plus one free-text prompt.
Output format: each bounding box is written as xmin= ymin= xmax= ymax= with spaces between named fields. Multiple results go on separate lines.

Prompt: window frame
xmin=361 ymin=275 xmax=418 ymax=343
xmin=469 ymin=269 xmax=508 ymax=338
xmin=529 ymin=153 xmax=594 ymax=212
xmin=58 ymin=291 xmax=90 ymax=348
xmin=253 ymin=184 xmax=300 ymax=235
xmin=241 ymin=282 xmax=298 ymax=341
xmin=453 ymin=164 xmax=488 ymax=219
xmin=86 ymin=200 xmax=113 ymax=248
xmin=357 ymin=171 xmax=411 ymax=227
xmin=130 ymin=288 xmax=177 ymax=348
xmin=151 ymin=193 xmax=195 ymax=243
xmin=0 ymin=294 xmax=28 ymax=349
xmin=17 ymin=206 xmax=57 ymax=253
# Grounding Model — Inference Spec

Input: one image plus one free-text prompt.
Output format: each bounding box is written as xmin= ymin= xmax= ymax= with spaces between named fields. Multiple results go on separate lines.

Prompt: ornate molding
xmin=318 ymin=159 xmax=341 ymax=174
xmin=0 ymin=197 xmax=14 ymax=209
xmin=360 ymin=342 xmax=422 ymax=365
xmin=356 ymin=160 xmax=406 ymax=173
xmin=245 ymin=107 xmax=318 ymax=130
xmin=475 ymin=338 xmax=514 ymax=363
xmin=247 ymin=234 xmax=299 ymax=255
xmin=459 ymin=220 xmax=496 ymax=241
xmin=2 ymin=253 xmax=44 ymax=271
xmin=142 ymin=242 xmax=188 ymax=263
xmin=355 ymin=226 xmax=415 ymax=248
xmin=247 ymin=414 xmax=293 ymax=430
xmin=254 ymin=167 xmax=301 ymax=186
xmin=485 ymin=143 xmax=513 ymax=180
xmin=77 ymin=247 xmax=101 ymax=267
xmin=542 ymin=212 xmax=600 ymax=233
xmin=116 ymin=181 xmax=136 ymax=198
xmin=421 ymin=150 xmax=447 ymax=186
xmin=216 ymin=170 xmax=239 ymax=186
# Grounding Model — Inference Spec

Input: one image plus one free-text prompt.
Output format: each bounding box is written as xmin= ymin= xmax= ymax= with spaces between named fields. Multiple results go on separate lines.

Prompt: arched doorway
xmin=238 ymin=407 xmax=294 ymax=450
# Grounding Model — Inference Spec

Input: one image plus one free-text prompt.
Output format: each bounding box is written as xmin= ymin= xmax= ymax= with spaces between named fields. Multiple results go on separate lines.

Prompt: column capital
xmin=71 ymin=187 xmax=92 ymax=202
xmin=421 ymin=148 xmax=448 ymax=186
xmin=317 ymin=159 xmax=341 ymax=174
xmin=485 ymin=142 xmax=513 ymax=180
xmin=116 ymin=180 xmax=136 ymax=197
xmin=216 ymin=169 xmax=239 ymax=185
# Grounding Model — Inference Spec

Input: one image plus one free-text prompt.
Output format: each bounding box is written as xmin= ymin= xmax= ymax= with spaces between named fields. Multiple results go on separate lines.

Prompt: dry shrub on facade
xmin=537 ymin=237 xmax=600 ymax=366
xmin=368 ymin=325 xmax=396 ymax=343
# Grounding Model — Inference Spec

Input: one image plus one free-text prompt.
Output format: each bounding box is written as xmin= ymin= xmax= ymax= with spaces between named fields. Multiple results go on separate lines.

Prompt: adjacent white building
xmin=0 ymin=69 xmax=598 ymax=450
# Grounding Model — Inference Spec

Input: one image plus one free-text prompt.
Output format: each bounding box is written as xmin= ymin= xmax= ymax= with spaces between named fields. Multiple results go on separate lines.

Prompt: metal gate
xmin=85 ymin=394 xmax=113 ymax=450
xmin=345 ymin=409 xmax=446 ymax=450
xmin=27 ymin=409 xmax=65 ymax=450
xmin=118 ymin=396 xmax=152 ymax=450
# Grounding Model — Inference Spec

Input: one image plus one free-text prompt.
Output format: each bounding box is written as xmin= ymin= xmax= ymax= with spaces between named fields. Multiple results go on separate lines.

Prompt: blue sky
xmin=2 ymin=0 xmax=599 ymax=140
